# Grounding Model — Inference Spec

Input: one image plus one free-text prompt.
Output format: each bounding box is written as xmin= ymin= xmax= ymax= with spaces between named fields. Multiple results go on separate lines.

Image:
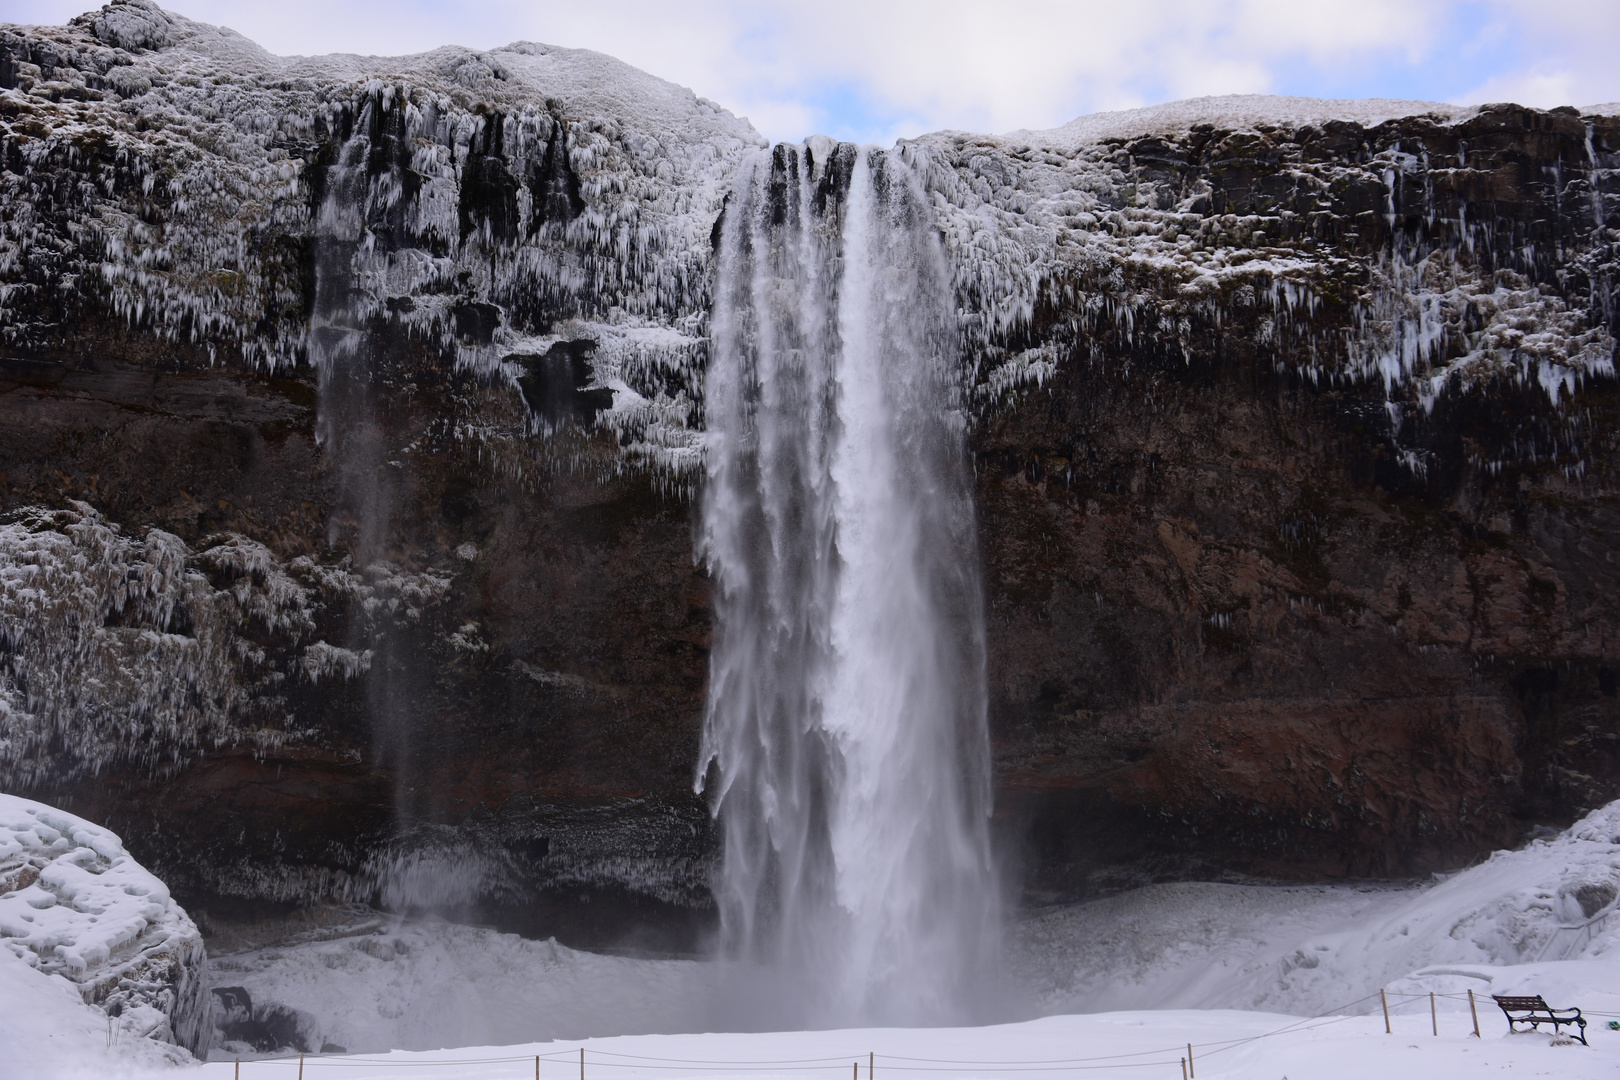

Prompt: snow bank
xmin=1017 ymin=801 xmax=1620 ymax=1018
xmin=0 ymin=791 xmax=210 ymax=1054
xmin=0 ymin=946 xmax=192 ymax=1076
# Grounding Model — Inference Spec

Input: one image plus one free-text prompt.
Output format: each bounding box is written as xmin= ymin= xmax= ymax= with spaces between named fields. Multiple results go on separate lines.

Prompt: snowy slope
xmin=0 ymin=792 xmax=210 ymax=1053
xmin=0 ymin=946 xmax=193 ymax=1075
xmin=1016 ymin=801 xmax=1620 ymax=1019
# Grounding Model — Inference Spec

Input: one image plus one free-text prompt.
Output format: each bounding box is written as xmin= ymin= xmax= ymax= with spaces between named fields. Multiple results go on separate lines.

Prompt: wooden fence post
xmin=1180 ymin=1056 xmax=1187 ymax=1080
xmin=1430 ymin=992 xmax=1437 ymax=1036
xmin=1381 ymin=989 xmax=1391 ymax=1033
xmin=1187 ymin=1043 xmax=1194 ymax=1078
xmin=1468 ymin=989 xmax=1481 ymax=1038
xmin=580 ymin=1047 xmax=585 ymax=1080
xmin=298 ymin=1051 xmax=305 ymax=1080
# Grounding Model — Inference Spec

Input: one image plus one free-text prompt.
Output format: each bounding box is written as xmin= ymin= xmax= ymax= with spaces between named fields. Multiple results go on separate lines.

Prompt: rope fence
xmin=213 ymin=987 xmax=1610 ymax=1079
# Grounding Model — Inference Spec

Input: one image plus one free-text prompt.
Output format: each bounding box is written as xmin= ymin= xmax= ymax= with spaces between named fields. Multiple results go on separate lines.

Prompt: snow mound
xmin=0 ymin=792 xmax=210 ymax=1054
xmin=0 ymin=946 xmax=191 ymax=1076
xmin=1018 ymin=801 xmax=1620 ymax=1019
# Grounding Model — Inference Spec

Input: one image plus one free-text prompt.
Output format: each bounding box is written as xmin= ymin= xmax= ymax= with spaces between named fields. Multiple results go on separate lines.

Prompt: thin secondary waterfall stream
xmin=700 ymin=141 xmax=999 ymax=1026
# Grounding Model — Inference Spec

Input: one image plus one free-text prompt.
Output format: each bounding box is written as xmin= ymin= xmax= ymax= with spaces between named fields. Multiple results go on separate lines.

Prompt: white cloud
xmin=1454 ymin=1 xmax=1620 ymax=109
xmin=8 ymin=0 xmax=1620 ymax=142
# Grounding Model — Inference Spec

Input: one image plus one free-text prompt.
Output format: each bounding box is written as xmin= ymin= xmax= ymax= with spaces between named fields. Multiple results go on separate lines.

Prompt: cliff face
xmin=2 ymin=2 xmax=1617 ymax=945
xmin=915 ymin=103 xmax=1620 ymax=892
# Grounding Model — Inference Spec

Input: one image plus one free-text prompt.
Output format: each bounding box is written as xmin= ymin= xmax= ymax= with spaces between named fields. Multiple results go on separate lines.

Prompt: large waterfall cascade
xmin=699 ymin=140 xmax=1000 ymax=1026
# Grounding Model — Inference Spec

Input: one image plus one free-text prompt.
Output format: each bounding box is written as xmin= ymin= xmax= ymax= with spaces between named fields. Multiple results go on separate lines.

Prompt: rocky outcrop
xmin=1 ymin=3 xmax=1618 ymax=942
xmin=0 ymin=792 xmax=211 ymax=1054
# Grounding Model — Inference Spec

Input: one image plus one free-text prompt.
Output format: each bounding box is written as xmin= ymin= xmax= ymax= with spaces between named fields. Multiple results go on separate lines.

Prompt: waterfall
xmin=307 ymin=106 xmax=417 ymax=846
xmin=310 ymin=116 xmax=394 ymax=560
xmin=699 ymin=140 xmax=999 ymax=1027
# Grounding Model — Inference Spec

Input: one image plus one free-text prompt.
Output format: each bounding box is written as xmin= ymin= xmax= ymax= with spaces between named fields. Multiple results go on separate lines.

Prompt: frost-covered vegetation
xmin=0 ymin=501 xmax=454 ymax=788
xmin=911 ymin=98 xmax=1617 ymax=424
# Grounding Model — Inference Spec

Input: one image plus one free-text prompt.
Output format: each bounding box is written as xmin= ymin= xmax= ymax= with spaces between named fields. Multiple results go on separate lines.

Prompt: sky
xmin=11 ymin=1 xmax=1620 ymax=144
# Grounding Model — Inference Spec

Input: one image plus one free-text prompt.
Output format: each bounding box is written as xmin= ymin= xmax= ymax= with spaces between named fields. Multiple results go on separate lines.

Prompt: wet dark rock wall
xmin=951 ymin=105 xmax=1620 ymax=894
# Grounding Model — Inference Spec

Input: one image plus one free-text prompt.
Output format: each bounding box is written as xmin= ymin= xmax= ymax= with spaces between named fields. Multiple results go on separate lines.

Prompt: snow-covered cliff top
xmin=1008 ymin=95 xmax=1471 ymax=149
xmin=3 ymin=3 xmax=1616 ymax=478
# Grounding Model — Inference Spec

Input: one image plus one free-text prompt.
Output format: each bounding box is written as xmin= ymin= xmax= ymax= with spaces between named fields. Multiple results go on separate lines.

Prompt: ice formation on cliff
xmin=3 ymin=5 xmax=1614 ymax=481
xmin=0 ymin=791 xmax=210 ymax=1054
xmin=0 ymin=501 xmax=454 ymax=789
xmin=911 ymin=102 xmax=1617 ymax=412
xmin=0 ymin=0 xmax=763 ymax=471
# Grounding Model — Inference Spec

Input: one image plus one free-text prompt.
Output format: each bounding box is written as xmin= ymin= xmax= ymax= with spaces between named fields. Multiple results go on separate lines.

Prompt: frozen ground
xmin=191 ymin=800 xmax=1620 ymax=1053
xmin=1016 ymin=800 xmax=1620 ymax=1019
xmin=11 ymin=982 xmax=1620 ymax=1080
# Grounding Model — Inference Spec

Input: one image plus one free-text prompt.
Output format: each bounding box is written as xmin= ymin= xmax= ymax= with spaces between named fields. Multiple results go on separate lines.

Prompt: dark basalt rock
xmin=512 ymin=341 xmax=615 ymax=428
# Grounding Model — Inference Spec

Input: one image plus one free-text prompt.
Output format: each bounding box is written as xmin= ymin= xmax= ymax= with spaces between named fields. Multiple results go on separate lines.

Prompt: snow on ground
xmin=160 ymin=997 xmax=1620 ymax=1080
xmin=0 ymin=945 xmax=192 ymax=1075
xmin=1013 ymin=881 xmax=1423 ymax=1015
xmin=0 ymin=792 xmax=210 ymax=1051
xmin=1016 ymin=801 xmax=1620 ymax=1019
xmin=192 ymin=800 xmax=1620 ymax=1060
xmin=7 ymin=798 xmax=1620 ymax=1076
xmin=206 ymin=916 xmax=710 ymax=1056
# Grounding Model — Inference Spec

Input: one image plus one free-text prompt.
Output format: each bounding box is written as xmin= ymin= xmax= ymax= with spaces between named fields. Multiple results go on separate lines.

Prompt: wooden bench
xmin=1491 ymin=995 xmax=1588 ymax=1044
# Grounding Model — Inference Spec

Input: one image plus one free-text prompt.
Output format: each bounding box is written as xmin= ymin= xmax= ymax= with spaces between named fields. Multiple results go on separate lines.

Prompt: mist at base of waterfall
xmin=185 ymin=885 xmax=1427 ymax=1057
xmin=181 ymin=797 xmax=1620 ymax=1055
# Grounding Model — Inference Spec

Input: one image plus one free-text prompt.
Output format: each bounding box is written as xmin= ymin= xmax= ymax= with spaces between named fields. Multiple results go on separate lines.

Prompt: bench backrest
xmin=1493 ymin=995 xmax=1550 ymax=1011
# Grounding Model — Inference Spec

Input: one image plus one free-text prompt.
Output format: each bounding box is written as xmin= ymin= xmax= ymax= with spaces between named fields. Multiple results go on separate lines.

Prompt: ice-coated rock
xmin=79 ymin=0 xmax=174 ymax=53
xmin=0 ymin=502 xmax=454 ymax=790
xmin=0 ymin=791 xmax=210 ymax=1054
xmin=1 ymin=2 xmax=764 ymax=471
